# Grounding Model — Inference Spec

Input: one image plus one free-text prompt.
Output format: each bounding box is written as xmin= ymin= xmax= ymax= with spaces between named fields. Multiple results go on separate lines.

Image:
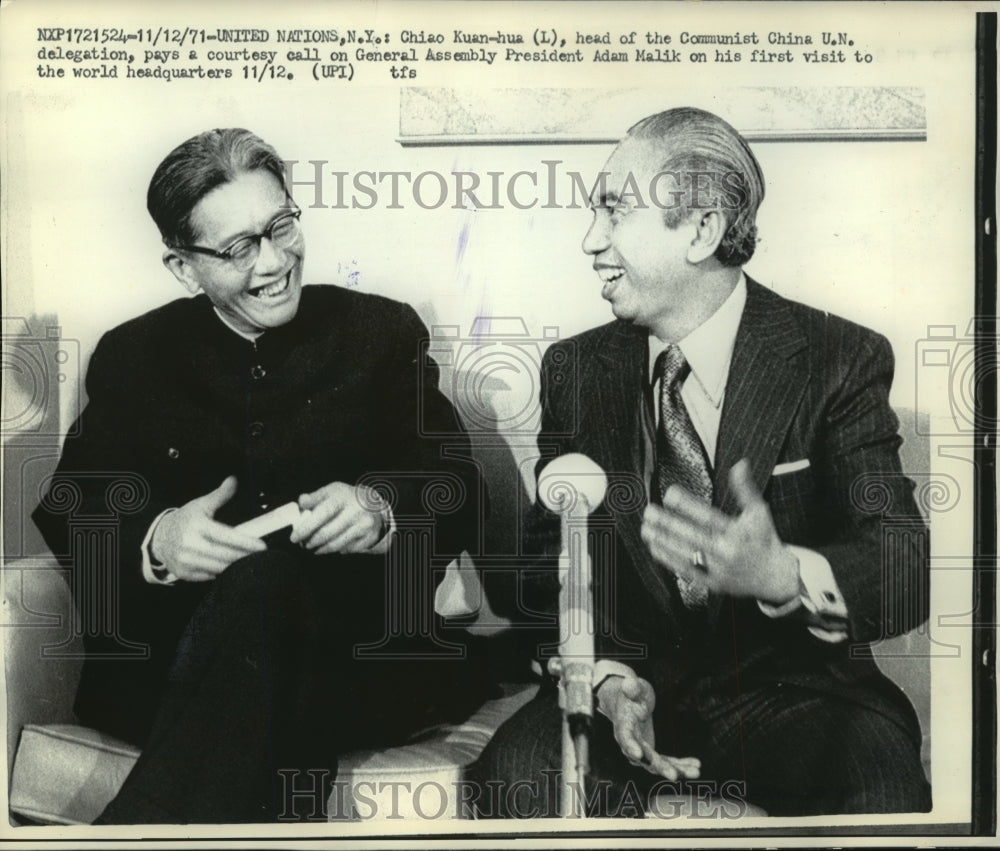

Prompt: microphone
xmin=537 ymin=453 xmax=608 ymax=515
xmin=537 ymin=455 xmax=605 ymax=715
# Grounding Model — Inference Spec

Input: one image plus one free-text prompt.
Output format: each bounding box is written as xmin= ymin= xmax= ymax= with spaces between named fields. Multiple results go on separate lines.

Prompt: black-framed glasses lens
xmin=229 ymin=213 xmax=301 ymax=271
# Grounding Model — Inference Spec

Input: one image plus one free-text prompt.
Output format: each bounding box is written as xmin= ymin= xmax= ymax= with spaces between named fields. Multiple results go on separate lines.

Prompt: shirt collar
xmin=648 ymin=273 xmax=747 ymax=408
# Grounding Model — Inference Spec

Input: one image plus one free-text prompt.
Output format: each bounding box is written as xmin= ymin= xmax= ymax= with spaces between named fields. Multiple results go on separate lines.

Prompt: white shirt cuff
xmin=141 ymin=509 xmax=178 ymax=585
xmin=593 ymin=660 xmax=637 ymax=718
xmin=758 ymin=546 xmax=848 ymax=642
xmin=362 ymin=504 xmax=395 ymax=555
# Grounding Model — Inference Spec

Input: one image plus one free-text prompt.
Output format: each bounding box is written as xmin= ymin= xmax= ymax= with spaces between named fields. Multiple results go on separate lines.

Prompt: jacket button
xmin=249 ymin=422 xmax=264 ymax=438
xmin=251 ymin=364 xmax=266 ymax=380
xmin=167 ymin=447 xmax=180 ymax=459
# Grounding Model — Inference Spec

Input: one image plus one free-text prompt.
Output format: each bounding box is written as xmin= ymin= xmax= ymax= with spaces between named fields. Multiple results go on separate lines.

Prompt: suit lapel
xmin=714 ymin=279 xmax=810 ymax=504
xmin=594 ymin=323 xmax=680 ymax=618
xmin=707 ymin=278 xmax=810 ymax=626
xmin=593 ymin=323 xmax=645 ymax=482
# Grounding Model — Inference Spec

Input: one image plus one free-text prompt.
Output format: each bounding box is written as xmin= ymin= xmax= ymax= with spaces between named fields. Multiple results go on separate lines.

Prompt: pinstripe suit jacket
xmin=526 ymin=278 xmax=928 ymax=736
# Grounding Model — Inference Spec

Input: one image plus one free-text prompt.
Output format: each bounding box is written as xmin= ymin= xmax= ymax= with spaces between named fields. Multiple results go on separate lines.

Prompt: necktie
xmin=655 ymin=345 xmax=711 ymax=608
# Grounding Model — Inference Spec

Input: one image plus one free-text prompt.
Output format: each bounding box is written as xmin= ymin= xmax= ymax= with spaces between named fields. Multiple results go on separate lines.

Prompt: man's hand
xmin=290 ymin=482 xmax=388 ymax=555
xmin=641 ymin=458 xmax=799 ymax=604
xmin=597 ymin=676 xmax=701 ymax=780
xmin=151 ymin=476 xmax=267 ymax=582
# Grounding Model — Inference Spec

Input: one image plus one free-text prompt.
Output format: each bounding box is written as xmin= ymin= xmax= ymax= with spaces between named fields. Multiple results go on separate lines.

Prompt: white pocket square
xmin=772 ymin=458 xmax=811 ymax=476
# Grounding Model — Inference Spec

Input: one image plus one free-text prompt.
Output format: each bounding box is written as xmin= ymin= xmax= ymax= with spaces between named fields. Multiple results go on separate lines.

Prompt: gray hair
xmin=627 ymin=107 xmax=765 ymax=266
xmin=147 ymin=128 xmax=286 ymax=248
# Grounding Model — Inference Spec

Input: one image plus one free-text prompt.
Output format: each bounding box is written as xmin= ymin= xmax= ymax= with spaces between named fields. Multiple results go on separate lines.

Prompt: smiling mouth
xmin=248 ymin=271 xmax=291 ymax=300
xmin=598 ymin=267 xmax=625 ymax=296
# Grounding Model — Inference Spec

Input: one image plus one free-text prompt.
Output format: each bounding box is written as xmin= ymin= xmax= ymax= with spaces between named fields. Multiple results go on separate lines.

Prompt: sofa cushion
xmin=9 ymin=682 xmax=539 ymax=825
xmin=333 ymin=681 xmax=537 ymax=820
xmin=10 ymin=724 xmax=140 ymax=825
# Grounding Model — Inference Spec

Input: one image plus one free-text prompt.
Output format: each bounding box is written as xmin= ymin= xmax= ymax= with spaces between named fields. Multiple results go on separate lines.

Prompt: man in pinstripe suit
xmin=474 ymin=107 xmax=931 ymax=816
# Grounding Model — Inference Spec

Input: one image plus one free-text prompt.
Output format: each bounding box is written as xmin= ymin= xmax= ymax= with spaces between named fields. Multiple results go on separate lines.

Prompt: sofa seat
xmin=9 ymin=682 xmax=539 ymax=825
xmin=332 ymin=681 xmax=537 ymax=820
xmin=10 ymin=724 xmax=140 ymax=826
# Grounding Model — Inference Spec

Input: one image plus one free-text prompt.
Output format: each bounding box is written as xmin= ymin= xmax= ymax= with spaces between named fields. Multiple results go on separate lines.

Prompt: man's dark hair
xmin=627 ymin=107 xmax=765 ymax=267
xmin=147 ymin=128 xmax=286 ymax=248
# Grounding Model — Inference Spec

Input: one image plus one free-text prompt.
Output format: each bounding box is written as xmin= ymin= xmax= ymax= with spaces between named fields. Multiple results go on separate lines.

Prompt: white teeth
xmin=252 ymin=273 xmax=290 ymax=299
xmin=599 ymin=268 xmax=624 ymax=283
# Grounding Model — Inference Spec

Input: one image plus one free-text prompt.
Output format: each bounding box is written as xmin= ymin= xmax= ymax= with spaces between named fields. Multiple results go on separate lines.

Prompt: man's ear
xmin=686 ymin=210 xmax=726 ymax=264
xmin=163 ymin=249 xmax=202 ymax=295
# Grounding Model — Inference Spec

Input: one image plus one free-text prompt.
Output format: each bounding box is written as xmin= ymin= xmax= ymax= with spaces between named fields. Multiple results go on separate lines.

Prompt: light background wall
xmin=4 ymin=84 xmax=972 ymax=430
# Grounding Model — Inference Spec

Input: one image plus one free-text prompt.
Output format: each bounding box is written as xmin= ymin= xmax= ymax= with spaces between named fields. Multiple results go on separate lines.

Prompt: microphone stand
xmin=538 ymin=454 xmax=606 ymax=818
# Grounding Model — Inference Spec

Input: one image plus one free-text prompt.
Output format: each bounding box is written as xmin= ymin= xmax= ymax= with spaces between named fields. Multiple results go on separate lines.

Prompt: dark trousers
xmin=471 ymin=679 xmax=931 ymax=818
xmin=95 ymin=550 xmax=486 ymax=824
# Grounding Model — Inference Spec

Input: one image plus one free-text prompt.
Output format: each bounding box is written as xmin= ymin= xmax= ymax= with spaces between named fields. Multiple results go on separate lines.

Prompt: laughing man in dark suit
xmin=475 ymin=107 xmax=931 ymax=817
xmin=32 ymin=128 xmax=490 ymax=823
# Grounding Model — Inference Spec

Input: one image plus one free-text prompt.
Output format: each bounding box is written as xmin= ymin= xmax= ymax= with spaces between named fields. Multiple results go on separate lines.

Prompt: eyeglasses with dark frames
xmin=177 ymin=208 xmax=302 ymax=272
